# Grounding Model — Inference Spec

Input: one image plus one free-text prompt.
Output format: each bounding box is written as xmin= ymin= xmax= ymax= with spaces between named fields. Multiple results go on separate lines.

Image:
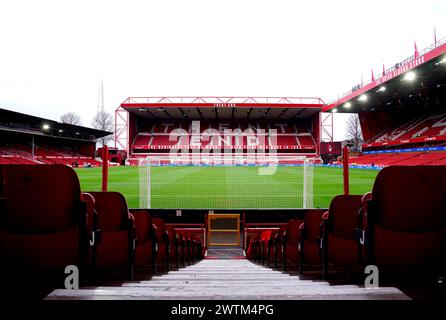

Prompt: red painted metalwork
xmin=343 ymin=145 xmax=349 ymax=195
xmin=114 ymin=106 xmax=128 ymax=152
xmin=320 ymin=112 xmax=334 ymax=160
xmin=324 ymin=35 xmax=446 ymax=112
xmin=102 ymin=145 xmax=108 ymax=192
xmin=115 ymin=96 xmax=326 ymax=153
xmin=121 ymin=96 xmax=325 ymax=109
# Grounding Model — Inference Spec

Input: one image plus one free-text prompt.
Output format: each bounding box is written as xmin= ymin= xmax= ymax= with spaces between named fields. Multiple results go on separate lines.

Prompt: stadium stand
xmin=0 ymin=107 xmax=111 ymax=167
xmin=131 ymin=122 xmax=317 ymax=153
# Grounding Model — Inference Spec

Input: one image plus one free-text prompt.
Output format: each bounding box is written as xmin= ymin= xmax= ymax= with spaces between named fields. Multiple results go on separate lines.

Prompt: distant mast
xmin=97 ymin=79 xmax=104 ymax=114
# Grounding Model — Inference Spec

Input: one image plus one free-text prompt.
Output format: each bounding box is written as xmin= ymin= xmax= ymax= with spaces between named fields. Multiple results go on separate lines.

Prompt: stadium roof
xmin=0 ymin=107 xmax=112 ymax=141
xmin=324 ymin=37 xmax=446 ymax=113
xmin=121 ymin=97 xmax=324 ymax=121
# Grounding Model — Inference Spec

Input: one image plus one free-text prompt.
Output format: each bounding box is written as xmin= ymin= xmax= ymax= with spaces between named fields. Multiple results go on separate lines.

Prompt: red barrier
xmin=343 ymin=145 xmax=349 ymax=195
xmin=102 ymin=145 xmax=108 ymax=191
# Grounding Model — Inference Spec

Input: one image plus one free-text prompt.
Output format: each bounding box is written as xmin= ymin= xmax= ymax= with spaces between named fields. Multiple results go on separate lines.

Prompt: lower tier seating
xmin=349 ymin=150 xmax=446 ymax=167
xmin=0 ymin=165 xmax=204 ymax=299
xmin=246 ymin=166 xmax=446 ymax=287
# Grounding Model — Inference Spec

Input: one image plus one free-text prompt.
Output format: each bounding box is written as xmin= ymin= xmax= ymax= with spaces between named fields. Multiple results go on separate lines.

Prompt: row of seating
xmin=349 ymin=151 xmax=446 ymax=167
xmin=0 ymin=155 xmax=40 ymax=165
xmin=38 ymin=157 xmax=103 ymax=167
xmin=0 ymin=165 xmax=204 ymax=298
xmin=247 ymin=166 xmax=446 ymax=286
xmin=140 ymin=122 xmax=311 ymax=134
xmin=132 ymin=134 xmax=317 ymax=150
xmin=374 ymin=111 xmax=446 ymax=143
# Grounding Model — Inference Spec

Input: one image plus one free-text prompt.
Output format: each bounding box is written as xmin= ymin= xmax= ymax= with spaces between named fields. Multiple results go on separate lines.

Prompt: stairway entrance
xmin=207 ymin=214 xmax=240 ymax=247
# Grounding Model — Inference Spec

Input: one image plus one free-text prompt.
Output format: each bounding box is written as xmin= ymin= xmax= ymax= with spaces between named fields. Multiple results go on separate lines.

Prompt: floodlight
xmin=358 ymin=95 xmax=367 ymax=102
xmin=376 ymin=86 xmax=386 ymax=92
xmin=344 ymin=102 xmax=351 ymax=109
xmin=332 ymin=108 xmax=338 ymax=113
xmin=42 ymin=124 xmax=50 ymax=130
xmin=403 ymin=72 xmax=416 ymax=81
xmin=435 ymin=55 xmax=446 ymax=65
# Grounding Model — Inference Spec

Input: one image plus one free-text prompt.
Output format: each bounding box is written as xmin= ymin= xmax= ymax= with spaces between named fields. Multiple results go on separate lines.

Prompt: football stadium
xmin=1 ymin=2 xmax=446 ymax=309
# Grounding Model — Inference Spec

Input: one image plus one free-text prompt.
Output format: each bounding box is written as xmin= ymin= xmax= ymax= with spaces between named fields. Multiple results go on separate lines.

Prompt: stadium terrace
xmin=0 ymin=35 xmax=446 ymax=303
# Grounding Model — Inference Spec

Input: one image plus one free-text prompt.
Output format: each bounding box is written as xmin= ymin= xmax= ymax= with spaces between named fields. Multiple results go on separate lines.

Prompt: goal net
xmin=137 ymin=155 xmax=315 ymax=209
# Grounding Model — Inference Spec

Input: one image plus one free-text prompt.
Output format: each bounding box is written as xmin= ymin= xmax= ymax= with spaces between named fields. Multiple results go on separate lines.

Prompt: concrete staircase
xmin=46 ymin=259 xmax=409 ymax=300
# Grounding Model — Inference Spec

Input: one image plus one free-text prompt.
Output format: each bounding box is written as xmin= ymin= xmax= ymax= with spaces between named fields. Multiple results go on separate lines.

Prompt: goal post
xmin=137 ymin=157 xmax=151 ymax=209
xmin=136 ymin=154 xmax=316 ymax=209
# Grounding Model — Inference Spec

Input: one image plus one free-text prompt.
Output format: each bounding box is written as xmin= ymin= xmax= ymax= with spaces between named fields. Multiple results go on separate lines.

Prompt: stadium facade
xmin=1 ymin=34 xmax=446 ymax=302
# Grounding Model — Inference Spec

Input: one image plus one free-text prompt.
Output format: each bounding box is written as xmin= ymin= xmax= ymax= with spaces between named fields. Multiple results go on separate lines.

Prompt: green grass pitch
xmin=75 ymin=166 xmax=378 ymax=209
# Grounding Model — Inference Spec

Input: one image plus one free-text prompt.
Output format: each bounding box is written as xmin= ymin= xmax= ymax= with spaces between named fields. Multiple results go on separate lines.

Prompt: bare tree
xmin=60 ymin=112 xmax=82 ymax=125
xmin=92 ymin=111 xmax=113 ymax=146
xmin=345 ymin=114 xmax=363 ymax=151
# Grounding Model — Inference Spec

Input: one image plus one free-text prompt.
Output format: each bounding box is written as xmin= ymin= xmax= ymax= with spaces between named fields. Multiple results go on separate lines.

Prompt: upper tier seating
xmin=366 ymin=111 xmax=446 ymax=148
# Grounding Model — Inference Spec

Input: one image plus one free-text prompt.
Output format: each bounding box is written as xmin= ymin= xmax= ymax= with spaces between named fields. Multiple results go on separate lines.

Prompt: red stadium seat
xmin=245 ymin=232 xmax=260 ymax=261
xmin=258 ymin=230 xmax=273 ymax=265
xmin=130 ymin=210 xmax=157 ymax=273
xmin=151 ymin=217 xmax=170 ymax=272
xmin=283 ymin=219 xmax=304 ymax=271
xmin=272 ymin=225 xmax=288 ymax=268
xmin=87 ymin=191 xmax=135 ymax=280
xmin=190 ymin=232 xmax=204 ymax=262
xmin=361 ymin=166 xmax=446 ymax=283
xmin=0 ymin=165 xmax=89 ymax=298
xmin=299 ymin=211 xmax=324 ymax=274
xmin=166 ymin=225 xmax=181 ymax=269
xmin=321 ymin=195 xmax=363 ymax=279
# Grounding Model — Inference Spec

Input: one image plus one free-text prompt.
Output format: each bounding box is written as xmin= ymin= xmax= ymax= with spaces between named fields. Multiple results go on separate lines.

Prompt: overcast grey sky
xmin=1 ymin=0 xmax=445 ymax=141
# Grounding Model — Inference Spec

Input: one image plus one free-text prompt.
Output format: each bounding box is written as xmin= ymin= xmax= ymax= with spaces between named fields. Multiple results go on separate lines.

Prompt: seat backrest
xmin=1 ymin=164 xmax=81 ymax=233
xmin=304 ymin=211 xmax=324 ymax=242
xmin=131 ymin=210 xmax=152 ymax=242
xmin=88 ymin=192 xmax=129 ymax=232
xmin=328 ymin=195 xmax=363 ymax=239
xmin=371 ymin=166 xmax=446 ymax=232
xmin=287 ymin=219 xmax=303 ymax=245
xmin=260 ymin=230 xmax=272 ymax=241
xmin=152 ymin=217 xmax=167 ymax=242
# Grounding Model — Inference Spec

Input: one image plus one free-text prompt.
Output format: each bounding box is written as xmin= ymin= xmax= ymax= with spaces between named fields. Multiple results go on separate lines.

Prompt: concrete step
xmin=46 ymin=259 xmax=410 ymax=300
